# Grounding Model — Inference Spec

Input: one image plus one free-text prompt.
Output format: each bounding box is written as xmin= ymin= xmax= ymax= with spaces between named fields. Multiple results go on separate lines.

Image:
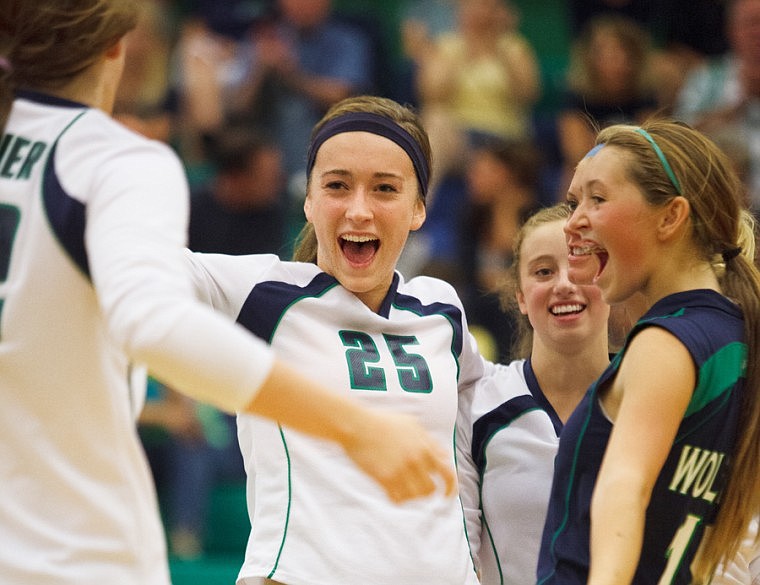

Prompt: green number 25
xmin=339 ymin=330 xmax=433 ymax=393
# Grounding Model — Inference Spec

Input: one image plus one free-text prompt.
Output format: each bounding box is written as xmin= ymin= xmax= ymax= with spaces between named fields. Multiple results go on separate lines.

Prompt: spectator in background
xmin=567 ymin=0 xmax=728 ymax=115
xmin=113 ymin=0 xmax=178 ymax=143
xmin=459 ymin=138 xmax=544 ymax=363
xmin=401 ymin=0 xmax=457 ymax=52
xmin=413 ymin=0 xmax=541 ymax=196
xmin=172 ymin=17 xmax=243 ymax=168
xmin=654 ymin=0 xmax=728 ymax=105
xmin=139 ymin=380 xmax=247 ymax=559
xmin=674 ymin=0 xmax=760 ymax=215
xmin=181 ymin=0 xmax=270 ymax=41
xmin=556 ymin=15 xmax=659 ymax=197
xmin=188 ymin=125 xmax=289 ymax=257
xmin=227 ymin=0 xmax=375 ymax=198
xmin=567 ymin=0 xmax=652 ymax=36
xmin=398 ymin=0 xmax=457 ymax=106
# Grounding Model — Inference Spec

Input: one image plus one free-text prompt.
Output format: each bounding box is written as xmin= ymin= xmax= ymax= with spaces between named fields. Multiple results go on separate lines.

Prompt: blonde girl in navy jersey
xmin=0 ymin=2 xmax=454 ymax=583
xmin=537 ymin=120 xmax=760 ymax=585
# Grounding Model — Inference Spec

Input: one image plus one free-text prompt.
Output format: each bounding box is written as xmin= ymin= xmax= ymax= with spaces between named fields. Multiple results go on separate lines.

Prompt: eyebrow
xmin=525 ymin=254 xmax=557 ymax=266
xmin=320 ymin=169 xmax=404 ymax=181
xmin=320 ymin=169 xmax=350 ymax=178
xmin=568 ymin=178 xmax=605 ymax=196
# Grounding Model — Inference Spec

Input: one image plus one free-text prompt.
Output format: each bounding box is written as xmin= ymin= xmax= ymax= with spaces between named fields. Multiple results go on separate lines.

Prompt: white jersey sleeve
xmin=457 ymin=359 xmax=561 ymax=585
xmin=184 ymin=251 xmax=283 ymax=317
xmin=713 ymin=517 xmax=760 ymax=585
xmin=61 ymin=109 xmax=275 ymax=412
xmin=0 ymin=89 xmax=279 ymax=585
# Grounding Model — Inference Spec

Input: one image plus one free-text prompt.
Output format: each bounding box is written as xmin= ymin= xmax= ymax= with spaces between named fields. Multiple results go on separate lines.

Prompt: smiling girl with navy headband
xmin=183 ymin=95 xmax=487 ymax=585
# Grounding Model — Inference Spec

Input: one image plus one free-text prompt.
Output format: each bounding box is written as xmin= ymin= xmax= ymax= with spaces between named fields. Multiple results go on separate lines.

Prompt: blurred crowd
xmin=124 ymin=0 xmax=760 ymax=559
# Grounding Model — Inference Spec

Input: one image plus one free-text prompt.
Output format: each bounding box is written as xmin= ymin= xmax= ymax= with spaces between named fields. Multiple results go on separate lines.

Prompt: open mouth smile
xmin=340 ymin=234 xmax=380 ymax=265
xmin=569 ymin=243 xmax=609 ymax=281
xmin=550 ymin=303 xmax=586 ymax=316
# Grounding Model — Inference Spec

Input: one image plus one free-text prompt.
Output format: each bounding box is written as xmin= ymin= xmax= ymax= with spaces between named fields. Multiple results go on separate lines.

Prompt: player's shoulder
xmin=460 ymin=360 xmax=529 ymax=426
xmin=399 ymin=273 xmax=464 ymax=305
xmin=62 ymin=108 xmax=175 ymax=159
xmin=186 ymin=252 xmax=322 ymax=288
xmin=12 ymin=94 xmax=176 ymax=168
xmin=50 ymin=109 xmax=184 ymax=206
xmin=475 ymin=360 xmax=529 ymax=402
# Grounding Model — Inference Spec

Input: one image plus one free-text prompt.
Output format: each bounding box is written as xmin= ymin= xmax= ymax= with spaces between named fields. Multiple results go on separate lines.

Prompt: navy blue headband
xmin=306 ymin=111 xmax=430 ymax=198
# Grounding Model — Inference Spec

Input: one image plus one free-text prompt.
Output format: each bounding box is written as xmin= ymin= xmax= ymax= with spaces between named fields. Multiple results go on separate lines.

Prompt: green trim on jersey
xmin=688 ymin=341 xmax=746 ymax=417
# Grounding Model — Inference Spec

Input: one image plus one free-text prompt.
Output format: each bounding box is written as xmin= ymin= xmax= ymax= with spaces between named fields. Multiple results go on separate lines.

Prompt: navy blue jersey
xmin=537 ymin=289 xmax=746 ymax=585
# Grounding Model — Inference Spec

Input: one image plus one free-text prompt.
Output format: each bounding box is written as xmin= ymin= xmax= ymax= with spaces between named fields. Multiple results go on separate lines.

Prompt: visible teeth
xmin=342 ymin=234 xmax=378 ymax=243
xmin=571 ymin=245 xmax=603 ymax=256
xmin=551 ymin=304 xmax=584 ymax=315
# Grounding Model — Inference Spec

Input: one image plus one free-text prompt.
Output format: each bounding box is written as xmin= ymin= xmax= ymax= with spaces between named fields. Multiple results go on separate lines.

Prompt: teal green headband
xmin=634 ymin=128 xmax=683 ymax=195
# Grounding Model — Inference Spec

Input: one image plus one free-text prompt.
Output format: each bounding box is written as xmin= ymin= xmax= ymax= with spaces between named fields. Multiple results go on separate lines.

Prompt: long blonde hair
xmin=598 ymin=119 xmax=760 ymax=583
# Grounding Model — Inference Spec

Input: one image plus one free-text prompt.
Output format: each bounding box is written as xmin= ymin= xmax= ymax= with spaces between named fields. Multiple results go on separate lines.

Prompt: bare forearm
xmin=243 ymin=359 xmax=363 ymax=444
xmin=242 ymin=359 xmax=457 ymax=502
xmin=589 ymin=476 xmax=648 ymax=585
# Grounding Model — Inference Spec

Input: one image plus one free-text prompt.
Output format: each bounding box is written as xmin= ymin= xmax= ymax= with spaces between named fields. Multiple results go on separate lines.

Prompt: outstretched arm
xmin=246 ymin=359 xmax=457 ymax=503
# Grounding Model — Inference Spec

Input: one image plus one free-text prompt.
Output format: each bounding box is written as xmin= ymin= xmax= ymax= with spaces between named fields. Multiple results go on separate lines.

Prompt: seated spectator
xmin=674 ymin=0 xmax=760 ymax=214
xmin=556 ymin=14 xmax=659 ymax=196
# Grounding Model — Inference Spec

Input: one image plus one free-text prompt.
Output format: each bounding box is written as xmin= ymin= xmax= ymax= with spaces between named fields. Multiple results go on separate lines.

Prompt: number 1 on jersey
xmin=658 ymin=513 xmax=702 ymax=585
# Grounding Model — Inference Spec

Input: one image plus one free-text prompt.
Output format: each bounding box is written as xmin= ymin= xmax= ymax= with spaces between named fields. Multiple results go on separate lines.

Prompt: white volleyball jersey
xmin=0 ymin=91 xmax=274 ymax=584
xmin=713 ymin=517 xmax=760 ymax=585
xmin=457 ymin=359 xmax=562 ymax=585
xmin=186 ymin=251 xmax=485 ymax=585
